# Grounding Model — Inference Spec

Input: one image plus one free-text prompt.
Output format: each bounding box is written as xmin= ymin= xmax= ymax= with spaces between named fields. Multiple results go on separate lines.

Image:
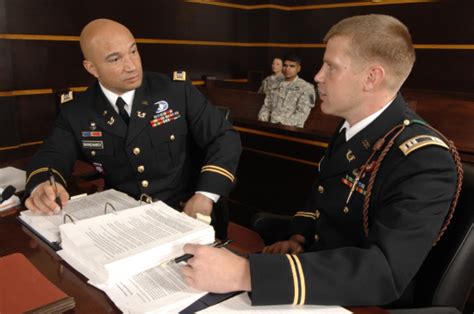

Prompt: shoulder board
xmin=60 ymin=90 xmax=74 ymax=104
xmin=173 ymin=71 xmax=186 ymax=81
xmin=399 ymin=135 xmax=449 ymax=156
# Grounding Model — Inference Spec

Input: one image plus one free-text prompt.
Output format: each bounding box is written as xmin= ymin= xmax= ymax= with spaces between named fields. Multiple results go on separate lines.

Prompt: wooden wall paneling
xmin=9 ymin=40 xmax=90 ymax=90
xmin=0 ymin=97 xmax=20 ymax=148
xmin=16 ymin=94 xmax=57 ymax=143
xmin=406 ymin=49 xmax=474 ymax=92
xmin=0 ymin=0 xmax=5 ymax=33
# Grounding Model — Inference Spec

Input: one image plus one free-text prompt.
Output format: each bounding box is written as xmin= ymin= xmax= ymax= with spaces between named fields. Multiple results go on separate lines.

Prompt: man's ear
xmin=296 ymin=64 xmax=301 ymax=74
xmin=363 ymin=65 xmax=385 ymax=91
xmin=83 ymin=60 xmax=98 ymax=78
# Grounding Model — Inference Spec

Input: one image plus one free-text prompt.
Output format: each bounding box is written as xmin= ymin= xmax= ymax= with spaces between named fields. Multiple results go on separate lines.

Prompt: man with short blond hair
xmin=181 ymin=14 xmax=459 ymax=308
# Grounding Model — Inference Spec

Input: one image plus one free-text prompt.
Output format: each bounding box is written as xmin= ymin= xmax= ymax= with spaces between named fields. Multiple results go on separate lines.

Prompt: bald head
xmin=80 ymin=19 xmax=134 ymax=60
xmin=80 ymin=18 xmax=143 ymax=95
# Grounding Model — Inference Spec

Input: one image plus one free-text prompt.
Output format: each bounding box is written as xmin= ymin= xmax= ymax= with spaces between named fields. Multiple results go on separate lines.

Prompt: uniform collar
xmin=99 ymin=83 xmax=136 ymax=115
xmin=340 ymin=95 xmax=395 ymax=141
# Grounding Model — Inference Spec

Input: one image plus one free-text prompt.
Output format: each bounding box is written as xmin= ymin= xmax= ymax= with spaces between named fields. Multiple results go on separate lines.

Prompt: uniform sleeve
xmin=25 ymin=110 xmax=79 ymax=195
xmin=249 ymin=146 xmax=457 ymax=306
xmin=183 ymin=81 xmax=242 ymax=197
xmin=258 ymin=77 xmax=268 ymax=94
xmin=289 ymin=85 xmax=316 ymax=128
xmin=258 ymin=93 xmax=272 ymax=122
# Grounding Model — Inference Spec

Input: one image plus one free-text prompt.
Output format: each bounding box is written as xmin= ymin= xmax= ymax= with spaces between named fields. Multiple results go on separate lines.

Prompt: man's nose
xmin=123 ymin=55 xmax=136 ymax=71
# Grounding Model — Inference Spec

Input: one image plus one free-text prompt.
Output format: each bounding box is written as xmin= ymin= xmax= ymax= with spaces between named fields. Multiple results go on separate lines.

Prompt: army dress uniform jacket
xmin=249 ymin=93 xmax=457 ymax=306
xmin=258 ymin=77 xmax=316 ymax=128
xmin=26 ymin=72 xmax=242 ymax=204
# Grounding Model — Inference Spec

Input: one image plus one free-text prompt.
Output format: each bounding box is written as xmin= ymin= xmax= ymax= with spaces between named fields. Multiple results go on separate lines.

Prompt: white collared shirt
xmin=340 ymin=98 xmax=395 ymax=141
xmin=99 ymin=83 xmax=136 ymax=116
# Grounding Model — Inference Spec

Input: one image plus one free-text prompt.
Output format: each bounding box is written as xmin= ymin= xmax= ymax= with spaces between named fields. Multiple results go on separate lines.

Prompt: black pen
xmin=162 ymin=239 xmax=233 ymax=266
xmin=47 ymin=166 xmax=63 ymax=210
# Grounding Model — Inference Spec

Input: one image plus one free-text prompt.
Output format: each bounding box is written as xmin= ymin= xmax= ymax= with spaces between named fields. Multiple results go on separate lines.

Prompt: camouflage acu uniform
xmin=258 ymin=77 xmax=316 ymax=128
xmin=258 ymin=73 xmax=284 ymax=94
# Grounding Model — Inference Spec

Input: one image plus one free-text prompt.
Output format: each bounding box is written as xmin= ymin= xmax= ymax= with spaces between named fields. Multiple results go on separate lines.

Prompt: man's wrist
xmin=195 ymin=191 xmax=220 ymax=203
xmin=289 ymin=234 xmax=306 ymax=244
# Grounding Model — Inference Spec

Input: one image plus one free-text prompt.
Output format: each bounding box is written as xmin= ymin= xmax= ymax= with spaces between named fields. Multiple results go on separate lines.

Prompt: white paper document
xmin=198 ymin=293 xmax=352 ymax=313
xmin=19 ymin=189 xmax=140 ymax=243
xmin=59 ymin=200 xmax=214 ymax=284
xmin=0 ymin=166 xmax=26 ymax=192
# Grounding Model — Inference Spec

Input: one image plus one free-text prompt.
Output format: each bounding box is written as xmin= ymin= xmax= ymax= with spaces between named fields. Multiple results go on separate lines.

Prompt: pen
xmin=48 ymin=166 xmax=63 ymax=210
xmin=162 ymin=239 xmax=233 ymax=266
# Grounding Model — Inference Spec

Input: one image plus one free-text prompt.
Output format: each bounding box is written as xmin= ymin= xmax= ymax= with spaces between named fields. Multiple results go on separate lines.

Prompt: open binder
xmin=18 ymin=189 xmax=215 ymax=313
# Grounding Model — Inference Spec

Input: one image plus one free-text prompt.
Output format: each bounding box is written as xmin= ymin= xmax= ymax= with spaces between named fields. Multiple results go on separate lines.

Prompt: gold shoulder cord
xmin=360 ymin=119 xmax=463 ymax=246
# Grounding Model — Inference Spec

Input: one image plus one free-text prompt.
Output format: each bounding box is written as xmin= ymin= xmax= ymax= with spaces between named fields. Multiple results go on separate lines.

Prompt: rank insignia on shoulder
xmin=173 ymin=71 xmax=186 ymax=81
xmin=60 ymin=90 xmax=74 ymax=104
xmin=399 ymin=135 xmax=449 ymax=156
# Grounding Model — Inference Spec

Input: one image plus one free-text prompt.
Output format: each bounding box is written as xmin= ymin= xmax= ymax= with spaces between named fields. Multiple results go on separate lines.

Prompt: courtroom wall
xmin=1 ymin=0 xmax=473 ymax=160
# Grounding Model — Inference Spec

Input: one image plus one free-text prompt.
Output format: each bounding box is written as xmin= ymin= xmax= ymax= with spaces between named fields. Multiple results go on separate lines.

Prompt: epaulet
xmin=172 ymin=71 xmax=186 ymax=81
xmin=399 ymin=135 xmax=449 ymax=156
xmin=60 ymin=90 xmax=74 ymax=104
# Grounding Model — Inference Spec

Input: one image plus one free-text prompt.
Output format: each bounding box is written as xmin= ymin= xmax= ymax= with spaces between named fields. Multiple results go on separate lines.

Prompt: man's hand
xmin=180 ymin=244 xmax=251 ymax=293
xmin=262 ymin=234 xmax=305 ymax=254
xmin=25 ymin=181 xmax=69 ymax=215
xmin=182 ymin=193 xmax=213 ymax=218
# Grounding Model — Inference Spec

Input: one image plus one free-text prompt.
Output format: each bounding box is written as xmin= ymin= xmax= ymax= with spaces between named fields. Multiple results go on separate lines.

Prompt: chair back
xmin=413 ymin=162 xmax=474 ymax=311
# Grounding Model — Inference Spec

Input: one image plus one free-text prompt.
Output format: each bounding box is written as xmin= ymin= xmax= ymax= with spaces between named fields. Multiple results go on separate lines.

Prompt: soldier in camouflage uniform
xmin=258 ymin=54 xmax=316 ymax=128
xmin=258 ymin=57 xmax=284 ymax=94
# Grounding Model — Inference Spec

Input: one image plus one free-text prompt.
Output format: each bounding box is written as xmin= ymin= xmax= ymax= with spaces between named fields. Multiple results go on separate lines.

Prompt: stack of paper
xmin=19 ymin=189 xmax=140 ymax=243
xmin=57 ymin=201 xmax=215 ymax=285
xmin=19 ymin=188 xmax=215 ymax=313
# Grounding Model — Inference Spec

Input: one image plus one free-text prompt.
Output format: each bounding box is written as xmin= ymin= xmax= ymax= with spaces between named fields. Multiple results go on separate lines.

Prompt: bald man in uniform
xmin=25 ymin=19 xmax=241 ymax=220
xmin=180 ymin=14 xmax=460 ymax=308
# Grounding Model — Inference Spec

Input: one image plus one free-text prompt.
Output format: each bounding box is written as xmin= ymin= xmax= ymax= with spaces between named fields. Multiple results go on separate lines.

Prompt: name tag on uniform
xmin=82 ymin=141 xmax=104 ymax=149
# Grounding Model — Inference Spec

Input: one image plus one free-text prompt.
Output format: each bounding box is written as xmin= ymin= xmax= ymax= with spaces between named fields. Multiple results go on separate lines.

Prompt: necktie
xmin=116 ymin=97 xmax=130 ymax=125
xmin=330 ymin=128 xmax=346 ymax=155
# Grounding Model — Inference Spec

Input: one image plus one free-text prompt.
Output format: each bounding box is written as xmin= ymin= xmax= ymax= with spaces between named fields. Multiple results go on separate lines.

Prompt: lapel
xmin=126 ymin=74 xmax=167 ymax=145
xmin=319 ymin=93 xmax=407 ymax=180
xmin=93 ymin=84 xmax=127 ymax=138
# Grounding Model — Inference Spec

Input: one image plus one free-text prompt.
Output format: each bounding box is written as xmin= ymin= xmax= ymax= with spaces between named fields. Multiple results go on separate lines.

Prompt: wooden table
xmin=0 ymin=208 xmax=388 ymax=313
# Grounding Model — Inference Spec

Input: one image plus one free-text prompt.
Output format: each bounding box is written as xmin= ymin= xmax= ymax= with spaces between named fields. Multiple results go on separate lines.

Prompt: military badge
xmin=154 ymin=100 xmax=169 ymax=114
xmin=173 ymin=71 xmax=186 ymax=81
xmin=107 ymin=116 xmax=115 ymax=125
xmin=90 ymin=122 xmax=97 ymax=130
xmin=137 ymin=111 xmax=146 ymax=118
xmin=346 ymin=149 xmax=356 ymax=162
xmin=150 ymin=110 xmax=181 ymax=127
xmin=341 ymin=174 xmax=366 ymax=195
xmin=82 ymin=131 xmax=102 ymax=137
xmin=60 ymin=90 xmax=74 ymax=104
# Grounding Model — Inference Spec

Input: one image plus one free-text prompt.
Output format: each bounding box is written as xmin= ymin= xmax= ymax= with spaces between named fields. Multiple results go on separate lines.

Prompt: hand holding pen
xmin=161 ymin=240 xmax=233 ymax=266
xmin=24 ymin=167 xmax=69 ymax=215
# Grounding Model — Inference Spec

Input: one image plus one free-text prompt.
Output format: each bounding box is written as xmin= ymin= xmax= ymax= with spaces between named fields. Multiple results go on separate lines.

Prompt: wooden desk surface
xmin=0 ymin=211 xmax=388 ymax=314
